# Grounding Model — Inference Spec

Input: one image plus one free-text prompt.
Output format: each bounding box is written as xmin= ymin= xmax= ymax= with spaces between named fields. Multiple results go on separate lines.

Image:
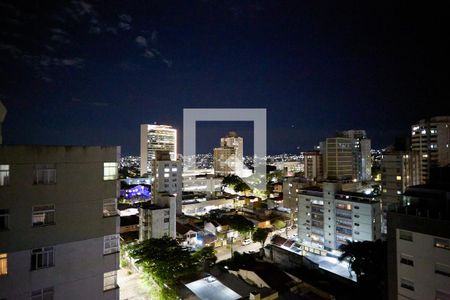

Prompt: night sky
xmin=1 ymin=1 xmax=449 ymax=155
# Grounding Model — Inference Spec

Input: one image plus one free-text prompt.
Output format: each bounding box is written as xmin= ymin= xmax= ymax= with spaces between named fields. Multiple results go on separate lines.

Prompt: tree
xmin=338 ymin=240 xmax=387 ymax=298
xmin=127 ymin=236 xmax=196 ymax=286
xmin=252 ymin=228 xmax=271 ymax=247
xmin=225 ymin=215 xmax=255 ymax=237
xmin=272 ymin=219 xmax=286 ymax=230
xmin=192 ymin=246 xmax=217 ymax=271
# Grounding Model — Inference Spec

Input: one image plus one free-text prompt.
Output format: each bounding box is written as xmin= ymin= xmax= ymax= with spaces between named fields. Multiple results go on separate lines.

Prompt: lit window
xmin=103 ymin=199 xmax=118 ymax=217
xmin=31 ymin=287 xmax=54 ymax=300
xmin=34 ymin=164 xmax=56 ymax=184
xmin=103 ymin=271 xmax=118 ymax=291
xmin=103 ymin=162 xmax=118 ymax=180
xmin=164 ymin=173 xmax=169 ymax=178
xmin=31 ymin=247 xmax=54 ymax=270
xmin=422 ymin=154 xmax=428 ymax=158
xmin=164 ymin=168 xmax=170 ymax=172
xmin=32 ymin=205 xmax=55 ymax=227
xmin=171 ymin=167 xmax=177 ymax=172
xmin=0 ymin=165 xmax=10 ymax=186
xmin=104 ymin=234 xmax=120 ymax=255
xmin=0 ymin=253 xmax=7 ymax=276
xmin=396 ymin=176 xmax=402 ymax=181
xmin=397 ymin=191 xmax=402 ymax=195
xmin=0 ymin=209 xmax=9 ymax=230
xmin=434 ymin=238 xmax=450 ymax=250
xmin=421 ymin=130 xmax=426 ymax=134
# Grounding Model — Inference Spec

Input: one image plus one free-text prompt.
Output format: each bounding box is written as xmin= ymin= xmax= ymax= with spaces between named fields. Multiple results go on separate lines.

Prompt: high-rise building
xmin=411 ymin=116 xmax=450 ymax=183
xmin=297 ymin=182 xmax=382 ymax=254
xmin=322 ymin=137 xmax=354 ymax=181
xmin=303 ymin=151 xmax=323 ymax=181
xmin=0 ymin=145 xmax=120 ymax=300
xmin=341 ymin=130 xmax=372 ymax=181
xmin=0 ymin=101 xmax=6 ymax=145
xmin=387 ymin=184 xmax=450 ymax=300
xmin=381 ymin=151 xmax=421 ymax=205
xmin=152 ymin=151 xmax=182 ymax=215
xmin=140 ymin=124 xmax=177 ymax=176
xmin=213 ymin=131 xmax=244 ymax=177
xmin=139 ymin=151 xmax=178 ymax=240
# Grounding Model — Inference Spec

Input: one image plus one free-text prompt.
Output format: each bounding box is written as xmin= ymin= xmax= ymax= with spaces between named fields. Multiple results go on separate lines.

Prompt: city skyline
xmin=1 ymin=1 xmax=449 ymax=155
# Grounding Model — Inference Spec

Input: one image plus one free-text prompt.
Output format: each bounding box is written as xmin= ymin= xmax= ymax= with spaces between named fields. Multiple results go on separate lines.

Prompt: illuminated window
xmin=0 ymin=253 xmax=7 ymax=276
xmin=103 ymin=271 xmax=118 ymax=291
xmin=396 ymin=176 xmax=402 ymax=181
xmin=103 ymin=162 xmax=118 ymax=180
xmin=434 ymin=238 xmax=450 ymax=250
xmin=104 ymin=234 xmax=120 ymax=255
xmin=171 ymin=167 xmax=177 ymax=172
xmin=34 ymin=164 xmax=56 ymax=184
xmin=31 ymin=287 xmax=54 ymax=300
xmin=31 ymin=247 xmax=54 ymax=270
xmin=32 ymin=205 xmax=55 ymax=226
xmin=164 ymin=168 xmax=170 ymax=172
xmin=0 ymin=165 xmax=10 ymax=186
xmin=164 ymin=173 xmax=169 ymax=178
xmin=103 ymin=199 xmax=117 ymax=217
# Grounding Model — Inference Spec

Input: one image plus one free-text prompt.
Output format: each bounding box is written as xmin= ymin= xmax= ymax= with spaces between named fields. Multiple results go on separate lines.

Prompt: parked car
xmin=242 ymin=239 xmax=252 ymax=246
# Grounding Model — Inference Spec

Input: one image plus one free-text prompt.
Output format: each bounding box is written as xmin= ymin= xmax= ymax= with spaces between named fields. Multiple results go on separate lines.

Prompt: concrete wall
xmin=0 ymin=145 xmax=120 ymax=299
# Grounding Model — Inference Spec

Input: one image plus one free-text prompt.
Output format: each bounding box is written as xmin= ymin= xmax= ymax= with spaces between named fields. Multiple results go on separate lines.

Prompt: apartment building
xmin=297 ymin=182 xmax=381 ymax=254
xmin=322 ymin=137 xmax=354 ymax=181
xmin=381 ymin=151 xmax=421 ymax=205
xmin=139 ymin=151 xmax=178 ymax=240
xmin=387 ymin=184 xmax=450 ymax=300
xmin=411 ymin=116 xmax=450 ymax=183
xmin=341 ymin=130 xmax=372 ymax=182
xmin=213 ymin=131 xmax=244 ymax=177
xmin=303 ymin=151 xmax=323 ymax=181
xmin=140 ymin=124 xmax=177 ymax=176
xmin=0 ymin=145 xmax=120 ymax=300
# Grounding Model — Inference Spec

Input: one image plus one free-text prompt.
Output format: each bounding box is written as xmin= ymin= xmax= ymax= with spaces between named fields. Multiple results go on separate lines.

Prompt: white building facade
xmin=297 ymin=182 xmax=381 ymax=253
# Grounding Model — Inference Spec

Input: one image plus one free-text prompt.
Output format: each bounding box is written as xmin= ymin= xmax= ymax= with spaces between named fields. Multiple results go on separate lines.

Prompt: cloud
xmin=0 ymin=44 xmax=23 ymax=58
xmin=119 ymin=14 xmax=132 ymax=23
xmin=106 ymin=27 xmax=117 ymax=34
xmin=144 ymin=49 xmax=155 ymax=58
xmin=162 ymin=59 xmax=173 ymax=68
xmin=151 ymin=30 xmax=158 ymax=44
xmin=135 ymin=36 xmax=148 ymax=47
xmin=91 ymin=101 xmax=109 ymax=107
xmin=89 ymin=26 xmax=101 ymax=34
xmin=118 ymin=22 xmax=131 ymax=31
xmin=70 ymin=97 xmax=110 ymax=107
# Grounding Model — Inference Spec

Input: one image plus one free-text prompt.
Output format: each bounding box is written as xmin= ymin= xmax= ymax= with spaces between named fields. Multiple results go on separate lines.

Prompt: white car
xmin=242 ymin=239 xmax=252 ymax=246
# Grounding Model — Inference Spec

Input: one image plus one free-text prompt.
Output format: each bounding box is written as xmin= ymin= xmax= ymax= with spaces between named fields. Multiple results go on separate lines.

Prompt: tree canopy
xmin=338 ymin=240 xmax=387 ymax=298
xmin=252 ymin=228 xmax=271 ymax=247
xmin=224 ymin=215 xmax=255 ymax=236
xmin=272 ymin=219 xmax=286 ymax=230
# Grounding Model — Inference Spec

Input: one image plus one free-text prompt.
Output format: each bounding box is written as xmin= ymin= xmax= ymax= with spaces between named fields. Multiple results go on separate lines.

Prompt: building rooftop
xmin=185 ymin=275 xmax=242 ymax=300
